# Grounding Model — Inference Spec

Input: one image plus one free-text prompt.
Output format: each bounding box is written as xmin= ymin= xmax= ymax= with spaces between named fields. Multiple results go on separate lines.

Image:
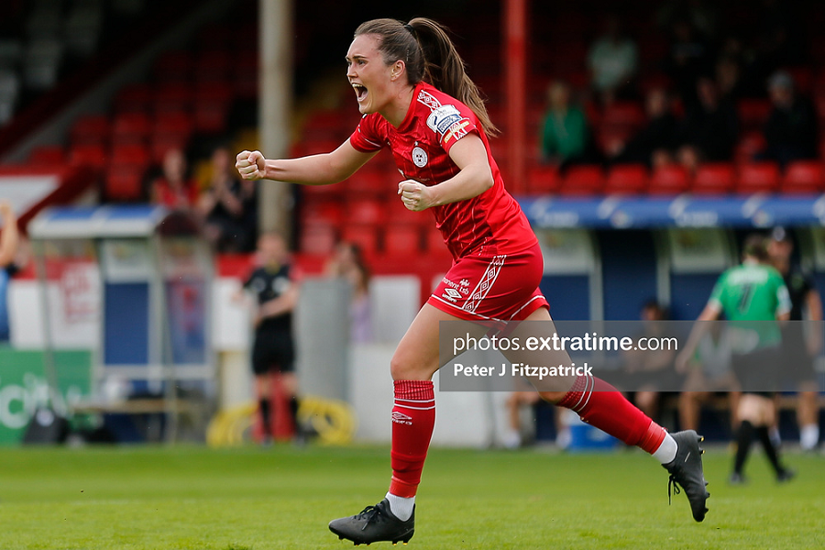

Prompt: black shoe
xmin=777 ymin=468 xmax=796 ymax=483
xmin=329 ymin=499 xmax=415 ymax=546
xmin=663 ymin=430 xmax=710 ymax=522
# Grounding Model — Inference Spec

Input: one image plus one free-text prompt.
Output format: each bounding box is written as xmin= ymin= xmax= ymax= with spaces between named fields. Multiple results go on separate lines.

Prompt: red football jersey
xmin=348 ymin=82 xmax=537 ymax=260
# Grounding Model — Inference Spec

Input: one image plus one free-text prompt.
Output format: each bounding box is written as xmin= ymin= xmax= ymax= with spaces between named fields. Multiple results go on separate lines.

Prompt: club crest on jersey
xmin=412 ymin=146 xmax=428 ymax=168
xmin=427 ymin=104 xmax=463 ymax=135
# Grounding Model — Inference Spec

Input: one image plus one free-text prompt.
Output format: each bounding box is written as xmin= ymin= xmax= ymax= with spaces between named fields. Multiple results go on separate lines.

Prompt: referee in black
xmin=243 ymin=232 xmax=300 ymax=444
xmin=769 ymin=227 xmax=822 ymax=452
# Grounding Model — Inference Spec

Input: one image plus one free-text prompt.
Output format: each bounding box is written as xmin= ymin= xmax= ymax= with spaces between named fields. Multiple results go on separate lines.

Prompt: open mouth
xmin=352 ymin=83 xmax=368 ymax=102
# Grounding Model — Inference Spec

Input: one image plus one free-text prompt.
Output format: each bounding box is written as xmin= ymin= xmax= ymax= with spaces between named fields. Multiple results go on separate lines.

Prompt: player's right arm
xmin=236 ymin=140 xmax=377 ymax=185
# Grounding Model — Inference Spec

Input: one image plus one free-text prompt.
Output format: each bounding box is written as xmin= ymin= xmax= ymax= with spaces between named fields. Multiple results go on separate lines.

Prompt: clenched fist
xmin=236 ymin=150 xmax=266 ymax=180
xmin=398 ymin=179 xmax=433 ymax=211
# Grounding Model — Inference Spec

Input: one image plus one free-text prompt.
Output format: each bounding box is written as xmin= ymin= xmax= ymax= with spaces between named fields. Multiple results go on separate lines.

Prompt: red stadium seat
xmin=70 ymin=114 xmax=110 ymax=146
xmin=341 ymin=224 xmax=380 ymax=255
xmin=737 ymin=99 xmax=772 ymax=131
xmin=110 ymin=143 xmax=150 ymax=170
xmin=781 ymin=161 xmax=824 ymax=194
xmin=113 ymin=83 xmax=152 ymax=113
xmin=301 ymin=200 xmax=343 ymax=226
xmin=604 ymin=164 xmax=648 ymax=195
xmin=736 ymin=162 xmax=780 ymax=194
xmin=193 ymin=51 xmax=231 ymax=83
xmin=112 ymin=112 xmax=152 ymax=146
xmin=69 ymin=143 xmax=107 ymax=171
xmin=304 ymin=110 xmax=347 ymax=141
xmin=693 ymin=163 xmax=735 ymax=195
xmin=29 ymin=144 xmax=65 ymax=165
xmin=104 ymin=166 xmax=145 ymax=202
xmin=346 ymin=171 xmax=389 ymax=196
xmin=649 ymin=165 xmax=690 ymax=195
xmin=424 ymin=226 xmax=446 ymax=253
xmin=153 ymin=111 xmax=193 ymax=137
xmin=345 ymin=198 xmax=385 ymax=225
xmin=600 ymin=101 xmax=646 ymax=131
xmin=233 ymin=55 xmax=258 ymax=99
xmin=299 ymin=222 xmax=337 ymax=256
xmin=153 ymin=50 xmax=193 ymax=83
xmin=384 ymin=224 xmax=422 ymax=254
xmin=559 ymin=165 xmax=604 ymax=195
xmin=153 ymin=83 xmax=194 ymax=114
xmin=526 ymin=165 xmax=561 ymax=195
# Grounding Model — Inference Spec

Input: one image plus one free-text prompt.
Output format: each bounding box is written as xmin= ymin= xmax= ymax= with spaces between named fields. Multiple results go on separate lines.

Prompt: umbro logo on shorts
xmin=442 ymin=288 xmax=463 ymax=302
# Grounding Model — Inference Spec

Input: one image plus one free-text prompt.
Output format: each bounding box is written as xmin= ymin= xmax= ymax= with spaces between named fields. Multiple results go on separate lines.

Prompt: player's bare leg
xmin=329 ymin=304 xmax=487 ymax=545
xmin=504 ymin=307 xmax=709 ymax=522
xmin=797 ymin=385 xmax=820 ymax=451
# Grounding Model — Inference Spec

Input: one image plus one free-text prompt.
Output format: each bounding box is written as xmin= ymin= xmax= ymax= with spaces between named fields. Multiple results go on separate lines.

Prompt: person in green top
xmin=540 ymin=80 xmax=590 ymax=169
xmin=676 ymin=233 xmax=794 ymax=485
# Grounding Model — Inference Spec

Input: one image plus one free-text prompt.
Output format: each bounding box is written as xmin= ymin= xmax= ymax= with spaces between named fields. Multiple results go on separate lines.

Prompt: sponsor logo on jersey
xmin=417 ymin=89 xmax=442 ymax=110
xmin=391 ymin=411 xmax=413 ymax=425
xmin=412 ymin=146 xmax=428 ymax=168
xmin=443 ymin=120 xmax=471 ymax=144
xmin=426 ymin=104 xmax=463 ymax=135
xmin=442 ymin=287 xmax=463 ymax=302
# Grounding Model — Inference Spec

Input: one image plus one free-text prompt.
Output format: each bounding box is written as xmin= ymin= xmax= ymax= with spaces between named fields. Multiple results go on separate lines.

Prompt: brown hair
xmin=742 ymin=233 xmax=770 ymax=263
xmin=354 ymin=17 xmax=498 ymax=136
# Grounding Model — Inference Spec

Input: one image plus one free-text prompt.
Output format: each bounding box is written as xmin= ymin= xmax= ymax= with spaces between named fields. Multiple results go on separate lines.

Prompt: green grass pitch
xmin=0 ymin=444 xmax=823 ymax=549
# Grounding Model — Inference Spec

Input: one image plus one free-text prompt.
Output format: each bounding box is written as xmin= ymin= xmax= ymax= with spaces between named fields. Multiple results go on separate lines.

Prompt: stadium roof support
xmin=258 ymin=0 xmax=294 ymax=240
xmin=505 ymin=0 xmax=527 ymax=194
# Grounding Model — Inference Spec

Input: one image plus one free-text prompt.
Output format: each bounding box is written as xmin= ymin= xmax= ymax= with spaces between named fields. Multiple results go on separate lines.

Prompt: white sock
xmin=769 ymin=426 xmax=781 ymax=447
xmin=652 ymin=433 xmax=678 ymax=464
xmin=800 ymin=424 xmax=819 ymax=451
xmin=385 ymin=492 xmax=415 ymax=521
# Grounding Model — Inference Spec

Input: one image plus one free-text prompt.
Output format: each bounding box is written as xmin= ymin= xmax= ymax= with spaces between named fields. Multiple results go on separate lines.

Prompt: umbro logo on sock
xmin=392 ymin=411 xmax=413 ymax=425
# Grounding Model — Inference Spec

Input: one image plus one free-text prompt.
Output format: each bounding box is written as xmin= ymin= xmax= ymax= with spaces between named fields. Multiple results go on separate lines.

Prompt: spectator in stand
xmin=610 ymin=87 xmax=679 ymax=167
xmin=150 ymin=148 xmax=199 ymax=210
xmin=199 ymin=146 xmax=259 ymax=253
xmin=0 ymin=201 xmax=20 ymax=344
xmin=539 ymin=80 xmax=592 ymax=170
xmin=675 ymin=76 xmax=738 ymax=174
xmin=325 ymin=241 xmax=373 ymax=343
xmin=587 ymin=15 xmax=639 ymax=103
xmin=715 ymin=56 xmax=746 ymax=104
xmin=760 ymin=71 xmax=818 ymax=168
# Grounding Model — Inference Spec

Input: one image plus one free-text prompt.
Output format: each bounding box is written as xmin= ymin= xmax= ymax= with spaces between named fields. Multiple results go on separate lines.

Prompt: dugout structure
xmin=28 ymin=205 xmax=215 ymax=442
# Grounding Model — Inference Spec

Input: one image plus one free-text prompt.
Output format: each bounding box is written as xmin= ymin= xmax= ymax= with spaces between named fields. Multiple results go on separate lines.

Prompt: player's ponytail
xmin=354 ymin=18 xmax=498 ymax=136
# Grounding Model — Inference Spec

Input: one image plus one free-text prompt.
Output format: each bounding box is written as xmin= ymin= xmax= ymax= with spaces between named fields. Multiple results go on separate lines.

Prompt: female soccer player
xmin=236 ymin=17 xmax=709 ymax=546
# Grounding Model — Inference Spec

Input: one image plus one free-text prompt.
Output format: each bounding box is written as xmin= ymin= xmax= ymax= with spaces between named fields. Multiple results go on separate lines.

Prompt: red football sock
xmin=558 ymin=375 xmax=666 ymax=454
xmin=389 ymin=380 xmax=436 ymax=498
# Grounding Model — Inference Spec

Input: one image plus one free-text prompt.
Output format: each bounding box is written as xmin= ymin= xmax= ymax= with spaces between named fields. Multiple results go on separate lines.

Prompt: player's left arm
xmin=397 ymin=133 xmax=493 ymax=211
